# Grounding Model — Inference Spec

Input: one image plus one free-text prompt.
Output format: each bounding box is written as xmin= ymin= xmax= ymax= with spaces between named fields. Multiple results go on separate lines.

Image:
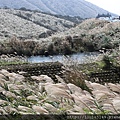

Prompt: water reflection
xmin=28 ymin=52 xmax=99 ymax=64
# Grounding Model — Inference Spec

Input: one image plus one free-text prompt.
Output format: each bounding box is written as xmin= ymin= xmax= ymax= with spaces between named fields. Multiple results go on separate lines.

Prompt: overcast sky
xmin=86 ymin=0 xmax=120 ymax=15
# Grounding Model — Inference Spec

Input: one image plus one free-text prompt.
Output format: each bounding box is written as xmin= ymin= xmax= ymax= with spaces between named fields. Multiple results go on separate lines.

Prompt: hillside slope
xmin=45 ymin=19 xmax=120 ymax=53
xmin=0 ymin=0 xmax=112 ymax=18
xmin=0 ymin=9 xmax=75 ymax=40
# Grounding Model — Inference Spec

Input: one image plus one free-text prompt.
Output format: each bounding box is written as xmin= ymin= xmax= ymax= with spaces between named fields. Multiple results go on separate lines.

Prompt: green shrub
xmin=47 ymin=43 xmax=54 ymax=55
xmin=6 ymin=37 xmax=38 ymax=56
xmin=102 ymin=55 xmax=113 ymax=70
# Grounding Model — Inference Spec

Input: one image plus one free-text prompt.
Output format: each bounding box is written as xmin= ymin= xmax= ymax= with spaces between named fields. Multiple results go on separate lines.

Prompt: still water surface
xmin=28 ymin=52 xmax=99 ymax=64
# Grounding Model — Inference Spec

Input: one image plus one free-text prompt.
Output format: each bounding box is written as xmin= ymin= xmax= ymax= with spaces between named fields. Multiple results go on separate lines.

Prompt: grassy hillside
xmin=0 ymin=11 xmax=120 ymax=56
xmin=0 ymin=9 xmax=76 ymax=40
xmin=47 ymin=18 xmax=120 ymax=53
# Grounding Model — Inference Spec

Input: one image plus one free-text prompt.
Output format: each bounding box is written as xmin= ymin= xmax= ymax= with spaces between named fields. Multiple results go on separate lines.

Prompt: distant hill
xmin=0 ymin=9 xmax=77 ymax=40
xmin=0 ymin=0 xmax=115 ymax=18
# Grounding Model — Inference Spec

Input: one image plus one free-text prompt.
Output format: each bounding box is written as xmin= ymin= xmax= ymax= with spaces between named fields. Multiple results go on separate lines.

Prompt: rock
xmin=18 ymin=105 xmax=32 ymax=112
xmin=32 ymin=105 xmax=48 ymax=114
xmin=31 ymin=75 xmax=54 ymax=83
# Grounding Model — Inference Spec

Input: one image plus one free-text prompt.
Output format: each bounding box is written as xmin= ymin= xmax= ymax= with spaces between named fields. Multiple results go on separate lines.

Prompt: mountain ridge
xmin=0 ymin=0 xmax=115 ymax=18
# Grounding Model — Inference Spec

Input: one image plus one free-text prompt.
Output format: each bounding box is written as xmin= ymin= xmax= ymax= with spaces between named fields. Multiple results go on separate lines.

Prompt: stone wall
xmin=0 ymin=62 xmax=64 ymax=82
xmin=90 ymin=70 xmax=120 ymax=84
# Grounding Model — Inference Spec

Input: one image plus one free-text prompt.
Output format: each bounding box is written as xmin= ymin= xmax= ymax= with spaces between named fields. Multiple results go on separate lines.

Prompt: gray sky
xmin=86 ymin=0 xmax=120 ymax=15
